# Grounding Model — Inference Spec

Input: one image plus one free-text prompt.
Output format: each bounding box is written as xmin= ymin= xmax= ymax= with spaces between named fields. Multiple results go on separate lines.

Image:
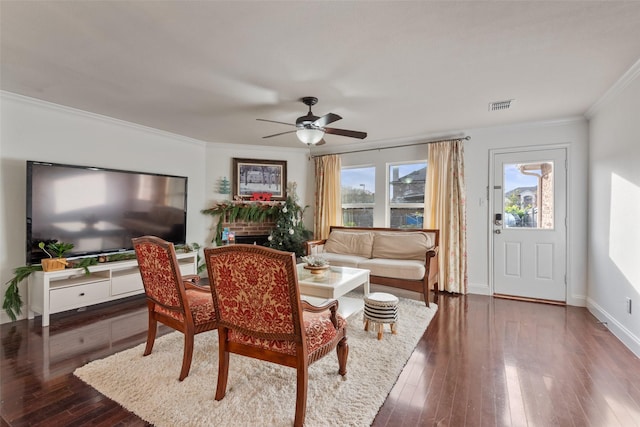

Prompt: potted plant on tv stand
xmin=39 ymin=241 xmax=73 ymax=271
xmin=39 ymin=241 xmax=74 ymax=271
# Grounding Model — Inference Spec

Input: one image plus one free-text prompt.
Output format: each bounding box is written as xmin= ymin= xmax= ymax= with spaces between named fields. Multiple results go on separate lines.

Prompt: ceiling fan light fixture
xmin=296 ymin=128 xmax=324 ymax=145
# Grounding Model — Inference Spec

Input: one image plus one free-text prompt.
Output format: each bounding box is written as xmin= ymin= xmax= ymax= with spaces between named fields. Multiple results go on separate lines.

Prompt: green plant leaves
xmin=202 ymin=202 xmax=280 ymax=245
xmin=3 ymin=265 xmax=42 ymax=321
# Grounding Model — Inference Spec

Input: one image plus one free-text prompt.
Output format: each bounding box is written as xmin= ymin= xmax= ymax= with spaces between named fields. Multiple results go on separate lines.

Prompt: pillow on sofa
xmin=324 ymin=231 xmax=374 ymax=258
xmin=372 ymin=232 xmax=433 ymax=261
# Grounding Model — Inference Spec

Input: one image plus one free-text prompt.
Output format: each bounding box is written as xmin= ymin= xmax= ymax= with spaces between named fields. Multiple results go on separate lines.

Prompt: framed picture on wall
xmin=233 ymin=158 xmax=287 ymax=201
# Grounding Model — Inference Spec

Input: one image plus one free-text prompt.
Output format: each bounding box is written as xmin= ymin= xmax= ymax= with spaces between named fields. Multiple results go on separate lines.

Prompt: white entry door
xmin=491 ymin=148 xmax=567 ymax=301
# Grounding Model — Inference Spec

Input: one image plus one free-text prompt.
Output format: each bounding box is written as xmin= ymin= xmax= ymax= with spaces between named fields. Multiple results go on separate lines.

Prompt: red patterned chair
xmin=204 ymin=244 xmax=348 ymax=427
xmin=133 ymin=236 xmax=217 ymax=381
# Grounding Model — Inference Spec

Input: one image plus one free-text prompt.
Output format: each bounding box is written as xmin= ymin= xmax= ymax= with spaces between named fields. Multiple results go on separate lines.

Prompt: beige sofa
xmin=305 ymin=226 xmax=439 ymax=307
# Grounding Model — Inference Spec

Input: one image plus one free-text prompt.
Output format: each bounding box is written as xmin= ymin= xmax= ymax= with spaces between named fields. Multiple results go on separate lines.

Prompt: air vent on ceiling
xmin=488 ymin=99 xmax=514 ymax=111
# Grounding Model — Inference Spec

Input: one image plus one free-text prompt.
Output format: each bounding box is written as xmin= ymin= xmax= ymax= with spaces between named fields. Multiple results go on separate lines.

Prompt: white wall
xmin=0 ymin=93 xmax=199 ymax=323
xmin=0 ymin=92 xmax=312 ymax=324
xmin=466 ymin=119 xmax=589 ymax=305
xmin=339 ymin=119 xmax=589 ymax=305
xmin=202 ymin=143 xmax=311 ymax=244
xmin=586 ymin=64 xmax=640 ymax=356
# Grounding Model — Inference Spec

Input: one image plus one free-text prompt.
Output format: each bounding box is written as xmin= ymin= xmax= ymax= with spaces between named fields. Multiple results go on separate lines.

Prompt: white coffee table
xmin=297 ymin=264 xmax=370 ymax=318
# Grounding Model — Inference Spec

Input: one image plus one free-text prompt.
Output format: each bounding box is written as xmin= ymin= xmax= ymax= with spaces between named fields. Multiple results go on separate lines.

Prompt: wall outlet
xmin=626 ymin=297 xmax=632 ymax=314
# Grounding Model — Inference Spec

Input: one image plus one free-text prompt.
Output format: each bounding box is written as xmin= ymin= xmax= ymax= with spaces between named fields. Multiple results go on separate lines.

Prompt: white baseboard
xmin=468 ymin=282 xmax=491 ymax=296
xmin=0 ymin=310 xmax=26 ymax=325
xmin=587 ymin=298 xmax=640 ymax=358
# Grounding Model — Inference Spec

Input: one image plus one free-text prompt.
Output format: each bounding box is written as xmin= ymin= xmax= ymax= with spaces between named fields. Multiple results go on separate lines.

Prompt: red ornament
xmin=250 ymin=192 xmax=272 ymax=201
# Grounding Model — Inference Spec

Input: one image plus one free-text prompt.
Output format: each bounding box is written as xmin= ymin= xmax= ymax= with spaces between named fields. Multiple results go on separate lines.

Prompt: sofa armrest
xmin=425 ymin=247 xmax=439 ymax=292
xmin=305 ymin=239 xmax=327 ymax=255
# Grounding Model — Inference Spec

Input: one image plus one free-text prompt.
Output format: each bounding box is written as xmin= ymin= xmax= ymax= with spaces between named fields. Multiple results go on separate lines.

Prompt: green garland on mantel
xmin=202 ymin=201 xmax=282 ymax=245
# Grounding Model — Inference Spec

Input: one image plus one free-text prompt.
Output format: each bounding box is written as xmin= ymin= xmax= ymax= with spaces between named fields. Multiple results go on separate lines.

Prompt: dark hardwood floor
xmin=2 ymin=292 xmax=640 ymax=426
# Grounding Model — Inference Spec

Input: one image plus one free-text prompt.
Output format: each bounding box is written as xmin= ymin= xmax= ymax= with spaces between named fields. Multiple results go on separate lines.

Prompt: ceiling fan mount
xmin=257 ymin=97 xmax=367 ymax=145
xmin=295 ymin=97 xmax=321 ymax=128
xmin=301 ymin=96 xmax=318 ymax=107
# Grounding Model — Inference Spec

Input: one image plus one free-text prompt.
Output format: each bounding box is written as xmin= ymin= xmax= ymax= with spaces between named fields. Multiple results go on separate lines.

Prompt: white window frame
xmin=341 ymin=165 xmax=375 ymax=227
xmin=386 ymin=160 xmax=427 ymax=227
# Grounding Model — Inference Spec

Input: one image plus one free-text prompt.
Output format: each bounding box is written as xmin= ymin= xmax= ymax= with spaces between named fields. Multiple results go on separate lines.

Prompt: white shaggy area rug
xmin=75 ymin=295 xmax=437 ymax=426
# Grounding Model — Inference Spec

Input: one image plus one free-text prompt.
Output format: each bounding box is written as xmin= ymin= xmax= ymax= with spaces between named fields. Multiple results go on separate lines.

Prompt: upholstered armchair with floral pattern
xmin=133 ymin=236 xmax=217 ymax=381
xmin=204 ymin=244 xmax=348 ymax=427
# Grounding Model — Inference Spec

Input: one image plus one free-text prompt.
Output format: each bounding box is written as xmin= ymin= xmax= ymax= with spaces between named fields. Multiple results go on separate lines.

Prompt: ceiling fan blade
xmin=262 ymin=130 xmax=296 ymax=139
xmin=323 ymin=127 xmax=368 ymax=139
xmin=256 ymin=118 xmax=296 ymax=127
xmin=315 ymin=139 xmax=326 ymax=146
xmin=313 ymin=113 xmax=342 ymax=128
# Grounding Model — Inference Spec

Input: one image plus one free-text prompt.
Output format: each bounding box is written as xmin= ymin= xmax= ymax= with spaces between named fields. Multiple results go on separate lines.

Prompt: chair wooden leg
xmin=294 ymin=363 xmax=309 ymax=427
xmin=179 ymin=331 xmax=194 ymax=381
xmin=422 ymin=281 xmax=431 ymax=307
xmin=215 ymin=328 xmax=230 ymax=401
xmin=364 ymin=318 xmax=369 ymax=331
xmin=144 ymin=311 xmax=157 ymax=357
xmin=337 ymin=336 xmax=348 ymax=376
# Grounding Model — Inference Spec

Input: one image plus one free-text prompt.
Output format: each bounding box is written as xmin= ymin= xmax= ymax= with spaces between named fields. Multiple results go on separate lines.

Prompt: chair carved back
xmin=206 ymin=245 xmax=304 ymax=342
xmin=133 ymin=235 xmax=217 ymax=381
xmin=205 ymin=244 xmax=348 ymax=426
xmin=133 ymin=237 xmax=186 ymax=316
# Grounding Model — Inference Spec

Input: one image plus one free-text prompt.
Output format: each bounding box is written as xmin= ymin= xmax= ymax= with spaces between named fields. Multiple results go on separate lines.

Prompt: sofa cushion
xmin=319 ymin=252 xmax=369 ymax=268
xmin=324 ymin=231 xmax=374 ymax=258
xmin=371 ymin=232 xmax=433 ymax=261
xmin=358 ymin=258 xmax=426 ymax=281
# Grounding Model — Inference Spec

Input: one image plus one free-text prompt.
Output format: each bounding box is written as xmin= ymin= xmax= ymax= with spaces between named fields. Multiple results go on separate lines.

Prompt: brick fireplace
xmin=220 ymin=219 xmax=275 ymax=245
xmin=203 ymin=200 xmax=282 ymax=246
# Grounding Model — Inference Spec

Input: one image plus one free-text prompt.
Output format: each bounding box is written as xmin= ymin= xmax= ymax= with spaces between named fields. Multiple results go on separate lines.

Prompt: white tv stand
xmin=27 ymin=252 xmax=197 ymax=327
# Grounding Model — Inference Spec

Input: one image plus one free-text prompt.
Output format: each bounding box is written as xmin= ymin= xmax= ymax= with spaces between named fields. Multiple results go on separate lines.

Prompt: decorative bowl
xmin=303 ymin=264 xmax=331 ymax=275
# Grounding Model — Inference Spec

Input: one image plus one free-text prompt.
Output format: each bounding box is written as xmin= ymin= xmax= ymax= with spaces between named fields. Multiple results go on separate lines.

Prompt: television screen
xmin=26 ymin=161 xmax=188 ymax=264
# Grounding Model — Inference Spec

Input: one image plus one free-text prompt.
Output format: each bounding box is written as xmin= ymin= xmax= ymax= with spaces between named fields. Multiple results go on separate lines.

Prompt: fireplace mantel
xmin=202 ymin=201 xmax=281 ymax=245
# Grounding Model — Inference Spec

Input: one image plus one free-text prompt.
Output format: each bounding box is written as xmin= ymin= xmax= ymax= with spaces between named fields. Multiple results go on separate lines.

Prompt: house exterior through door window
xmin=503 ymin=162 xmax=554 ymax=229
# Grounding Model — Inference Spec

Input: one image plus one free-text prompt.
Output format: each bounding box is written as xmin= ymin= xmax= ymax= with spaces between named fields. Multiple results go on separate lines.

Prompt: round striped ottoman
xmin=363 ymin=292 xmax=399 ymax=340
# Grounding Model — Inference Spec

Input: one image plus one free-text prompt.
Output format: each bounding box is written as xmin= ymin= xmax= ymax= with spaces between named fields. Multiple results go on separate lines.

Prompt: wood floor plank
xmin=3 ymin=293 xmax=640 ymax=426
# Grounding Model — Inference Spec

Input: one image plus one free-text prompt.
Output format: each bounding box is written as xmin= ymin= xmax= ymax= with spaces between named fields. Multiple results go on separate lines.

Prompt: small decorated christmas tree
xmin=218 ymin=176 xmax=231 ymax=195
xmin=266 ymin=182 xmax=312 ymax=257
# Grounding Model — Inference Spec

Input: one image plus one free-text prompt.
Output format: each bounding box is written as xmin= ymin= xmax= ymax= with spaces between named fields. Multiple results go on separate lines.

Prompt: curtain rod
xmin=310 ymin=135 xmax=470 ymax=158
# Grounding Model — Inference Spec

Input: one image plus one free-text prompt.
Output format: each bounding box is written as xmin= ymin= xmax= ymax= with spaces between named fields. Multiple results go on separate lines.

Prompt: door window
xmin=503 ymin=162 xmax=554 ymax=229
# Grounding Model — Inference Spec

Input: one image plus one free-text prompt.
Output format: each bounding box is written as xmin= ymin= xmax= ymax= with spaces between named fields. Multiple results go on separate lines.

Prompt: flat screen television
xmin=26 ymin=161 xmax=188 ymax=264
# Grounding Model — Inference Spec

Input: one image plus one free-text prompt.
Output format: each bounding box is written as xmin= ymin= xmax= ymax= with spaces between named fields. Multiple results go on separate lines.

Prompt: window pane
xmin=503 ymin=161 xmax=554 ymax=229
xmin=341 ymin=167 xmax=375 ymax=204
xmin=389 ymin=163 xmax=427 ymax=204
xmin=341 ymin=167 xmax=374 ymax=227
xmin=343 ymin=208 xmax=373 ymax=227
xmin=390 ymin=208 xmax=424 ymax=228
xmin=388 ymin=162 xmax=426 ymax=229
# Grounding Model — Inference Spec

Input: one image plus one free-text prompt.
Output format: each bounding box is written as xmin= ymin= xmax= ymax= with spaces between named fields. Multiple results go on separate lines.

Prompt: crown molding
xmin=311 ymin=116 xmax=586 ymax=156
xmin=1 ymin=91 xmax=208 ymax=148
xmin=585 ymin=58 xmax=640 ymax=119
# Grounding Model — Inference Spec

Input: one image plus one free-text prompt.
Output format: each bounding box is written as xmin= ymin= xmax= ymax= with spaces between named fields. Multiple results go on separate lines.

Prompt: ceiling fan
xmin=257 ymin=97 xmax=367 ymax=146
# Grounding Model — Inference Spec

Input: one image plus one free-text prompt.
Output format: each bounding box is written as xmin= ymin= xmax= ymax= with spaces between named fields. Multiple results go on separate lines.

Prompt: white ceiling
xmin=2 ymin=1 xmax=640 ymax=151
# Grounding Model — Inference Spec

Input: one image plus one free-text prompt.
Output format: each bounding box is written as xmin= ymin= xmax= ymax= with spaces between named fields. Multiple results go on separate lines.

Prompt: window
xmin=341 ymin=166 xmax=375 ymax=227
xmin=503 ymin=161 xmax=554 ymax=229
xmin=388 ymin=162 xmax=427 ymax=228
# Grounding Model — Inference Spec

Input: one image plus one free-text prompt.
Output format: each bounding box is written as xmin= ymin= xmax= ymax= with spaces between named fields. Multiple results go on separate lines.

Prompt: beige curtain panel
xmin=424 ymin=139 xmax=468 ymax=294
xmin=314 ymin=154 xmax=342 ymax=239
